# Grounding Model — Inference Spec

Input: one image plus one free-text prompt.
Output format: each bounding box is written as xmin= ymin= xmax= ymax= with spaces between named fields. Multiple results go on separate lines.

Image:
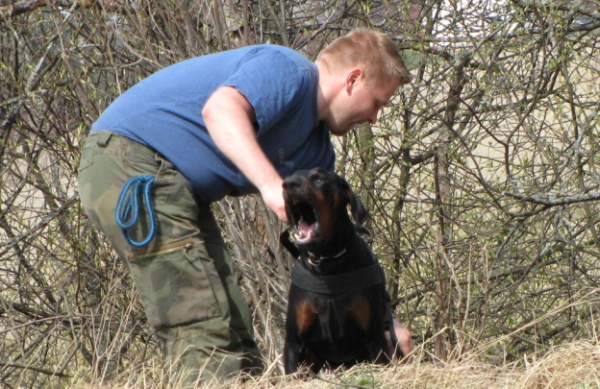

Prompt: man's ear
xmin=345 ymin=68 xmax=364 ymax=94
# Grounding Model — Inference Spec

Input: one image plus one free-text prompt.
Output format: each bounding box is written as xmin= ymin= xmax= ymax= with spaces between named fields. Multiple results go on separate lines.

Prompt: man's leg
xmin=77 ymin=131 xmax=263 ymax=384
xmin=198 ymin=206 xmax=263 ymax=372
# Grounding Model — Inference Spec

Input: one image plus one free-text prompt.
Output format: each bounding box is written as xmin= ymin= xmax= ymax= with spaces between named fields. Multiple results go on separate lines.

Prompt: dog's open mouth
xmin=288 ymin=199 xmax=320 ymax=245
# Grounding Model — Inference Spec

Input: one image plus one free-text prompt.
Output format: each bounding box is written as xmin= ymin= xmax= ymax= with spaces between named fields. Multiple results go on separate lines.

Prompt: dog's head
xmin=282 ymin=168 xmax=369 ymax=252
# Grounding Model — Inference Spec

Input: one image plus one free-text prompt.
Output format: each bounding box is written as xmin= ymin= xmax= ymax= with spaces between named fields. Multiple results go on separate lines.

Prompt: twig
xmin=0 ymin=361 xmax=71 ymax=378
xmin=504 ymin=190 xmax=600 ymax=206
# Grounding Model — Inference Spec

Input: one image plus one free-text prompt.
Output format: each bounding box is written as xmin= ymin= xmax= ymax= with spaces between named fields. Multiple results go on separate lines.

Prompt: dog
xmin=280 ymin=167 xmax=401 ymax=374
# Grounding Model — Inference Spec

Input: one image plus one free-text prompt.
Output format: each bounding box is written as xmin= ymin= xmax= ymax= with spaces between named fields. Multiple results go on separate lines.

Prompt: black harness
xmin=291 ymin=260 xmax=385 ymax=294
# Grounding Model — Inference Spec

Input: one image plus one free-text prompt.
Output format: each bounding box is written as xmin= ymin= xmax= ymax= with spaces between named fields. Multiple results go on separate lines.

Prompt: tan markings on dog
xmin=348 ymin=295 xmax=372 ymax=331
xmin=296 ymin=300 xmax=319 ymax=333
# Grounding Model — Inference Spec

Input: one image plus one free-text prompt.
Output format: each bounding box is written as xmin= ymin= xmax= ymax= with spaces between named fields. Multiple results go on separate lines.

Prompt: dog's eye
xmin=309 ymin=171 xmax=322 ymax=181
xmin=311 ymin=176 xmax=324 ymax=186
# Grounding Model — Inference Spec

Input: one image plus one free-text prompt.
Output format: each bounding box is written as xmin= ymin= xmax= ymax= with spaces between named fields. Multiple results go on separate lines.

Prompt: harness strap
xmin=291 ymin=261 xmax=385 ymax=294
xmin=115 ymin=175 xmax=156 ymax=247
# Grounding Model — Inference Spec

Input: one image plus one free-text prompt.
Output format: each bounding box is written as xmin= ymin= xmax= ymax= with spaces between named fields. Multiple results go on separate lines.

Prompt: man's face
xmin=327 ymin=72 xmax=400 ymax=136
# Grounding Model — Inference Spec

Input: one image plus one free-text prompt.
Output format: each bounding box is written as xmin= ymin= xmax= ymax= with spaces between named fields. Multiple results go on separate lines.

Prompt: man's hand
xmin=260 ymin=181 xmax=287 ymax=222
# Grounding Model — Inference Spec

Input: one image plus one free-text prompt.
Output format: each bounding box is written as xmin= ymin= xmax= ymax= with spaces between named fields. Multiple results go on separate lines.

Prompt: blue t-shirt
xmin=92 ymin=45 xmax=334 ymax=203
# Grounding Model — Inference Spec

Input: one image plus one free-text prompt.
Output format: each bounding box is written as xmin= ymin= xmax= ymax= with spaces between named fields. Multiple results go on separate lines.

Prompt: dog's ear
xmin=338 ymin=175 xmax=371 ymax=233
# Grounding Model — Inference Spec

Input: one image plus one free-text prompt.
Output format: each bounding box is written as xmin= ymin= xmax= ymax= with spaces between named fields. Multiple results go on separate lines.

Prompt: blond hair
xmin=317 ymin=29 xmax=412 ymax=87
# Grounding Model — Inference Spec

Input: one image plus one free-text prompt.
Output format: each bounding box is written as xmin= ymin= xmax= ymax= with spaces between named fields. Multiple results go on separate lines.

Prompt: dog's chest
xmin=296 ymin=295 xmax=373 ymax=361
xmin=295 ymin=293 xmax=372 ymax=337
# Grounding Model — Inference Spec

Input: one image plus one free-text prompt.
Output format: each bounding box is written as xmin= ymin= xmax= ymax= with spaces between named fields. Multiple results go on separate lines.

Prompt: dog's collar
xmin=306 ymin=248 xmax=347 ymax=266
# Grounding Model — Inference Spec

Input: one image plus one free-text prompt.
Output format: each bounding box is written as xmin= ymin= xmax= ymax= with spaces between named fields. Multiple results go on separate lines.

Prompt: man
xmin=77 ymin=29 xmax=413 ymax=384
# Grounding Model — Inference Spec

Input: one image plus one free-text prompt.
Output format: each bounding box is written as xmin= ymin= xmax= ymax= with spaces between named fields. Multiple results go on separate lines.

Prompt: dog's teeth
xmin=294 ymin=230 xmax=313 ymax=243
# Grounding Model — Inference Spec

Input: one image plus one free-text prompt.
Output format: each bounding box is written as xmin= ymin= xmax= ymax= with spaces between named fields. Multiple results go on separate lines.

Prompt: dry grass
xmin=68 ymin=340 xmax=600 ymax=389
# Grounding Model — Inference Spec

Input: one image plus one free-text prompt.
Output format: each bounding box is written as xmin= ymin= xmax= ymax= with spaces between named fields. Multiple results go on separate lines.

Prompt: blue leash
xmin=115 ymin=175 xmax=156 ymax=247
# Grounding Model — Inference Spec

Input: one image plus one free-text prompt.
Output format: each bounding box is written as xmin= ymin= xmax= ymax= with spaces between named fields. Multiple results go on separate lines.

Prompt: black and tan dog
xmin=280 ymin=167 xmax=400 ymax=374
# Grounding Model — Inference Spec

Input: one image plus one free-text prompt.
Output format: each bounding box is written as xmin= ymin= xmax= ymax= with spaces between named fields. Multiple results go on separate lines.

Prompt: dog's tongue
xmin=296 ymin=220 xmax=314 ymax=241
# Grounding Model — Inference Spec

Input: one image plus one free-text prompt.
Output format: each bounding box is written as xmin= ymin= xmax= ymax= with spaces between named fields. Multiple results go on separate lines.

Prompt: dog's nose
xmin=283 ymin=177 xmax=300 ymax=189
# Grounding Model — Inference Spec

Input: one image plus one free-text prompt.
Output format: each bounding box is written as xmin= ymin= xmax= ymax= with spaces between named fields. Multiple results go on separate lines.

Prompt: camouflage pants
xmin=77 ymin=131 xmax=263 ymax=385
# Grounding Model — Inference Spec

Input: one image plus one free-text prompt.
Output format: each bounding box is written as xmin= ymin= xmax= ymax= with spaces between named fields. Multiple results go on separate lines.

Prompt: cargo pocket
xmin=128 ymin=240 xmax=227 ymax=328
xmin=77 ymin=138 xmax=96 ymax=173
xmin=77 ymin=132 xmax=114 ymax=173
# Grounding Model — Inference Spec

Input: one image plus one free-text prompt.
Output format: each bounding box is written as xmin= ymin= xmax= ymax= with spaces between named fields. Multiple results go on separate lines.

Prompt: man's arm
xmin=202 ymin=86 xmax=287 ymax=221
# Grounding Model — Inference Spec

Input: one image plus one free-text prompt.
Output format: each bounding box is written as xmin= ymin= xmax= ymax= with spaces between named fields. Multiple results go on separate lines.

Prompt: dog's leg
xmin=283 ymin=336 xmax=301 ymax=374
xmin=376 ymin=333 xmax=394 ymax=364
xmin=284 ymin=293 xmax=303 ymax=374
xmin=306 ymin=349 xmax=325 ymax=374
xmin=367 ymin=294 xmax=395 ymax=364
xmin=284 ymin=291 xmax=316 ymax=374
xmin=385 ymin=314 xmax=407 ymax=361
xmin=284 ymin=339 xmax=325 ymax=375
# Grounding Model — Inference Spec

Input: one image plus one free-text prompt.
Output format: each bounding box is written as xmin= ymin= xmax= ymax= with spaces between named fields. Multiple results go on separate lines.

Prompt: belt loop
xmin=96 ymin=131 xmax=113 ymax=147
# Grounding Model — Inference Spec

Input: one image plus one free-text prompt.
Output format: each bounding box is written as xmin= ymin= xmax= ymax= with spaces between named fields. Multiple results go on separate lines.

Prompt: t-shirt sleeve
xmin=222 ymin=48 xmax=313 ymax=135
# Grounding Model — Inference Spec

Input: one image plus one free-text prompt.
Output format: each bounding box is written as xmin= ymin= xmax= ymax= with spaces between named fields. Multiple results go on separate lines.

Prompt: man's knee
xmin=128 ymin=239 xmax=229 ymax=328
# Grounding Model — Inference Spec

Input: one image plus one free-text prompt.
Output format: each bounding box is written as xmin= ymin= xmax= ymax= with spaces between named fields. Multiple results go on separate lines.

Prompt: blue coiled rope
xmin=115 ymin=175 xmax=156 ymax=247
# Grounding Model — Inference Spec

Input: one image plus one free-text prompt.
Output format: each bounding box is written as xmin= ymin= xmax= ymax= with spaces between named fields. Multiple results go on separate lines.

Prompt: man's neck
xmin=315 ymin=59 xmax=341 ymax=123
